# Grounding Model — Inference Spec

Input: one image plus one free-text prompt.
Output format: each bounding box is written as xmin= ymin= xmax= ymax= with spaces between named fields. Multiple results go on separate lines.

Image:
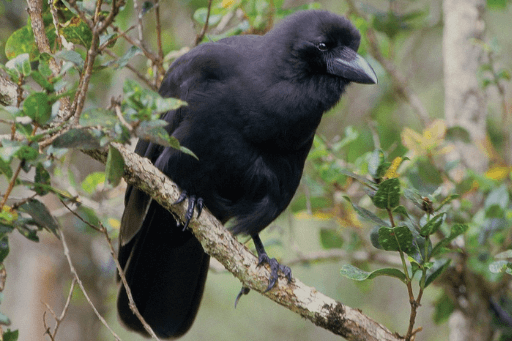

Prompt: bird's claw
xmin=173 ymin=191 xmax=204 ymax=231
xmin=257 ymin=252 xmax=292 ymax=292
xmin=234 ymin=286 xmax=251 ymax=308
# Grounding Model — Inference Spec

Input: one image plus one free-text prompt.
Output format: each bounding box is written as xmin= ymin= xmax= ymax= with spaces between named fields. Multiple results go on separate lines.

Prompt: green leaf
xmin=436 ymin=194 xmax=460 ymax=212
xmin=372 ymin=178 xmax=400 ymax=209
xmin=59 ymin=17 xmax=93 ymax=49
xmin=378 ymin=225 xmax=413 ymax=252
xmin=55 ymin=50 xmax=85 ymax=70
xmin=446 ymin=126 xmax=471 ymax=143
xmin=81 ymin=172 xmax=105 ymax=194
xmin=431 ymin=224 xmax=468 ymax=256
xmin=153 ymin=96 xmax=187 ymax=114
xmin=15 ymin=144 xmax=39 ymax=161
xmin=52 ymin=129 xmax=101 ymax=150
xmin=344 ymin=196 xmax=390 ymax=226
xmin=105 ymin=145 xmax=124 ymax=187
xmin=339 ymin=169 xmax=377 ymax=189
xmin=19 ymin=199 xmax=59 ymax=237
xmin=340 ymin=264 xmax=406 ymax=283
xmin=3 ymin=329 xmax=19 ymax=341
xmin=23 ymin=92 xmax=51 ymax=125
xmin=34 ymin=163 xmax=51 ymax=196
xmin=0 ymin=237 xmax=9 ymax=263
xmin=0 ymin=157 xmax=12 ymax=179
xmin=4 ymin=53 xmax=31 ymax=77
xmin=319 ymin=228 xmax=343 ymax=249
xmin=487 ymin=0 xmax=508 ymax=10
xmin=5 ymin=25 xmax=38 ymax=60
xmin=420 ymin=213 xmax=446 ymax=237
xmin=424 ymin=259 xmax=451 ymax=288
xmin=433 ymin=292 xmax=455 ymax=324
xmin=80 ymin=108 xmax=118 ymax=127
xmin=104 ymin=46 xmax=141 ymax=69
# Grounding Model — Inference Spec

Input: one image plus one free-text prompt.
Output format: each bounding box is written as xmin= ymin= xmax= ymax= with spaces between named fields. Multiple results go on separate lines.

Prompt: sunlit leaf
xmin=485 ymin=166 xmax=512 ymax=181
xmin=81 ymin=172 xmax=105 ymax=194
xmin=5 ymin=26 xmax=38 ymax=60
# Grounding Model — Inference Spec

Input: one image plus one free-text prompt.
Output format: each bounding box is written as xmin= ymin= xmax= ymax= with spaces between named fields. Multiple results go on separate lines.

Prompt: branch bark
xmin=84 ymin=144 xmax=403 ymax=341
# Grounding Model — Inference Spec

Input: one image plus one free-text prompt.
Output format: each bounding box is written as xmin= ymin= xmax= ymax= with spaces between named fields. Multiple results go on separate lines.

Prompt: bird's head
xmin=269 ymin=10 xmax=378 ymax=85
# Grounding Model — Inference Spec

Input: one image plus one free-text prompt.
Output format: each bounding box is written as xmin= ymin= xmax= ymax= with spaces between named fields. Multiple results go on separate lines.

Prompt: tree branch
xmin=84 ymin=145 xmax=403 ymax=341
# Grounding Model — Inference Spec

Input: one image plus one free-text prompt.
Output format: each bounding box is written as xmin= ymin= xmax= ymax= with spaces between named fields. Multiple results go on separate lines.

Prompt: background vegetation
xmin=0 ymin=0 xmax=511 ymax=340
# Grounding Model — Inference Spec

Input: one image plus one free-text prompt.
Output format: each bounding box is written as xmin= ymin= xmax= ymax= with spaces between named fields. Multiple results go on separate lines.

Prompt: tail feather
xmin=117 ymin=201 xmax=209 ymax=339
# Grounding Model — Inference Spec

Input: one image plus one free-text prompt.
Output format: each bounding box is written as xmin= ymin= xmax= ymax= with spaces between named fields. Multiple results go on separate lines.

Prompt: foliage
xmin=0 ymin=0 xmax=511 ymax=340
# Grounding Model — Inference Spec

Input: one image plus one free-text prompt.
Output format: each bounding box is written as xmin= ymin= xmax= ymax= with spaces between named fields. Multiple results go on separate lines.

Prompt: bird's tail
xmin=117 ymin=201 xmax=210 ymax=339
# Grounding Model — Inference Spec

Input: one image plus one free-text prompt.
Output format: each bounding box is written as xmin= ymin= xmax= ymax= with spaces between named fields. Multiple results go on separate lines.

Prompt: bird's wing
xmin=119 ymin=42 xmax=244 ymax=246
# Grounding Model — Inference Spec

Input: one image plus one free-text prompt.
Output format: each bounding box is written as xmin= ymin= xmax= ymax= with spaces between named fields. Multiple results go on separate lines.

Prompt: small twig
xmin=115 ymin=104 xmax=134 ymax=132
xmin=133 ymin=0 xmax=145 ymax=44
xmin=60 ymin=228 xmax=122 ymax=340
xmin=59 ymin=200 xmax=161 ymax=340
xmin=155 ymin=0 xmax=164 ymax=64
xmin=345 ymin=0 xmax=430 ymax=127
xmin=103 ymin=48 xmax=156 ymax=90
xmin=99 ymin=25 xmax=136 ymax=51
xmin=42 ymin=278 xmax=76 ymax=340
xmin=195 ymin=0 xmax=213 ymax=46
xmin=0 ymin=160 xmax=24 ymax=210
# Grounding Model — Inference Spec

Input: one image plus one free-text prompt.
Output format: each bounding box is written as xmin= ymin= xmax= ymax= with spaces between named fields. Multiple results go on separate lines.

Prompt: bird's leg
xmin=174 ymin=191 xmax=205 ymax=231
xmin=252 ymin=234 xmax=292 ymax=292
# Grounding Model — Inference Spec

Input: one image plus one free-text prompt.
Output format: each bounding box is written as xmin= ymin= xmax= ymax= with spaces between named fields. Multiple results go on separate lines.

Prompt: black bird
xmin=117 ymin=9 xmax=377 ymax=339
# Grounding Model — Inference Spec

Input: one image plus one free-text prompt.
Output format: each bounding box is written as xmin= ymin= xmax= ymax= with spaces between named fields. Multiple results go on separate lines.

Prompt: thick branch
xmin=84 ymin=145 xmax=402 ymax=341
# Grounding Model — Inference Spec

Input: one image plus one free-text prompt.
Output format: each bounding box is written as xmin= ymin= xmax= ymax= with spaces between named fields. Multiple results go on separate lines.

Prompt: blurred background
xmin=0 ymin=0 xmax=511 ymax=340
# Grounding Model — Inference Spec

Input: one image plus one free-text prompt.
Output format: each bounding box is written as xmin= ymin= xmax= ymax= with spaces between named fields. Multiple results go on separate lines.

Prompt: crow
xmin=117 ymin=9 xmax=377 ymax=339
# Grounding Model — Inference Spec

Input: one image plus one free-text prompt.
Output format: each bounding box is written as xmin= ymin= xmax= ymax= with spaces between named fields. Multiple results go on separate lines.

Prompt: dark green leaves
xmin=19 ymin=199 xmax=59 ymax=237
xmin=420 ymin=213 xmax=445 ymax=237
xmin=372 ymin=178 xmax=401 ymax=209
xmin=378 ymin=226 xmax=413 ymax=253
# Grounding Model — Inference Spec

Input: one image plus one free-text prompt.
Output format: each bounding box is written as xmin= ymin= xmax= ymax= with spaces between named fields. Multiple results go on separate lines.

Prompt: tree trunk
xmin=443 ymin=0 xmax=493 ymax=340
xmin=443 ymin=0 xmax=488 ymax=172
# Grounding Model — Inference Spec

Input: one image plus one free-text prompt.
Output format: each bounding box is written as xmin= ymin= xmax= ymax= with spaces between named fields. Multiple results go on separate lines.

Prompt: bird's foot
xmin=174 ymin=191 xmax=204 ymax=231
xmin=257 ymin=252 xmax=292 ymax=292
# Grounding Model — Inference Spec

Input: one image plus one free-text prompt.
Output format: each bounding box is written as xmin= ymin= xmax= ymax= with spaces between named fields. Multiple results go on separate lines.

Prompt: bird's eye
xmin=317 ymin=43 xmax=328 ymax=51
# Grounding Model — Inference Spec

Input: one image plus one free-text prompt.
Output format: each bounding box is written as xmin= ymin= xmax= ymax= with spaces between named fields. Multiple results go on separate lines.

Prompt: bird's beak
xmin=330 ymin=47 xmax=378 ymax=84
